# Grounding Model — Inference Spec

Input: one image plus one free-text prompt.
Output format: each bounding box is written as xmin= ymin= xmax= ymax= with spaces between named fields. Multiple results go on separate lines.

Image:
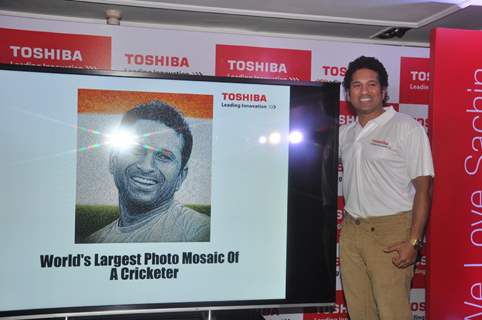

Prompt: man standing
xmin=87 ymin=101 xmax=210 ymax=243
xmin=339 ymin=56 xmax=433 ymax=319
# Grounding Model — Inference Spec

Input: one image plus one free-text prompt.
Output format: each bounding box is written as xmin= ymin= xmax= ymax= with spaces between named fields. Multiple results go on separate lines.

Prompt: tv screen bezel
xmin=0 ymin=64 xmax=339 ymax=319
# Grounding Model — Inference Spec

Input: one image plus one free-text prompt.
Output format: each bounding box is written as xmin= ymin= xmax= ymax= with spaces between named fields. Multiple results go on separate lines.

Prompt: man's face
xmin=110 ymin=119 xmax=187 ymax=213
xmin=347 ymin=68 xmax=386 ymax=116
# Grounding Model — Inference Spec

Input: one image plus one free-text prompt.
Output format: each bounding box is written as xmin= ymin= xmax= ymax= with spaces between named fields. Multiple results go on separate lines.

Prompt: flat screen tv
xmin=0 ymin=64 xmax=339 ymax=319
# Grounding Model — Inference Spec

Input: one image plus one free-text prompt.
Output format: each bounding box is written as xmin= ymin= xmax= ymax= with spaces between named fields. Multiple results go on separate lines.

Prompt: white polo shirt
xmin=339 ymin=107 xmax=434 ymax=218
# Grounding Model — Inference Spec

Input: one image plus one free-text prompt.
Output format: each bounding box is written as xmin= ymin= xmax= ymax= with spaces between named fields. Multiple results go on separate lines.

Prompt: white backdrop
xmin=0 ymin=15 xmax=430 ymax=319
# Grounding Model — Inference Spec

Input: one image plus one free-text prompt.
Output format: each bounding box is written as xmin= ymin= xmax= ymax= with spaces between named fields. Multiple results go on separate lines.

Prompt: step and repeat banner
xmin=0 ymin=15 xmax=431 ymax=319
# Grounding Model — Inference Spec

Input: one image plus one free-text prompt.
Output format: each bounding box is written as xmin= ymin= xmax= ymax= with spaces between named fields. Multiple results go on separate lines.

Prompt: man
xmin=87 ymin=101 xmax=210 ymax=243
xmin=339 ymin=56 xmax=433 ymax=319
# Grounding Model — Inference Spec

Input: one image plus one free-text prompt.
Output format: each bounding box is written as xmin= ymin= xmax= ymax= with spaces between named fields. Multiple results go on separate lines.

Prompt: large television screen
xmin=0 ymin=65 xmax=339 ymax=318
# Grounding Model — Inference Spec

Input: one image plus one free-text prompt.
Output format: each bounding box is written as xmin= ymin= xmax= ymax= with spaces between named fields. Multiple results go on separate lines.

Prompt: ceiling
xmin=0 ymin=0 xmax=481 ymax=46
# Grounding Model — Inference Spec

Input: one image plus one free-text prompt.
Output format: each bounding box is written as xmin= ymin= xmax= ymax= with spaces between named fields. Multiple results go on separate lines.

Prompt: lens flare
xmin=268 ymin=132 xmax=281 ymax=144
xmin=105 ymin=129 xmax=137 ymax=150
xmin=258 ymin=136 xmax=267 ymax=144
xmin=79 ymin=127 xmax=102 ymax=135
xmin=289 ymin=131 xmax=303 ymax=144
xmin=78 ymin=144 xmax=103 ymax=152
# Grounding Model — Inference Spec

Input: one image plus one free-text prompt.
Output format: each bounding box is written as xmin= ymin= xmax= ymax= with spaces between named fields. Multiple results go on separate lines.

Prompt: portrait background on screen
xmin=75 ymin=89 xmax=213 ymax=243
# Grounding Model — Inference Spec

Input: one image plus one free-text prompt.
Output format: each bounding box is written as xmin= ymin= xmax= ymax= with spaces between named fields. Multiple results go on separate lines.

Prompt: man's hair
xmin=342 ymin=56 xmax=389 ymax=104
xmin=120 ymin=100 xmax=193 ymax=169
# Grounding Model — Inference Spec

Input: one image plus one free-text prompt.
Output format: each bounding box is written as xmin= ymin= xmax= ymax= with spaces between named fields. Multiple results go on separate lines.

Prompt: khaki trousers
xmin=340 ymin=211 xmax=414 ymax=320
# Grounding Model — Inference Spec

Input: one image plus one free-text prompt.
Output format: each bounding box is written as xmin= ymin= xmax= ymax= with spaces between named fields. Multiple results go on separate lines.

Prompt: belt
xmin=344 ymin=210 xmax=411 ymax=225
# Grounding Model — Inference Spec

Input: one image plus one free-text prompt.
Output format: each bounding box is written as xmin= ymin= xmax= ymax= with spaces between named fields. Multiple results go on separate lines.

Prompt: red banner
xmin=412 ymin=247 xmax=427 ymax=289
xmin=215 ymin=44 xmax=311 ymax=80
xmin=0 ymin=28 xmax=111 ymax=69
xmin=338 ymin=101 xmax=356 ymax=126
xmin=399 ymin=57 xmax=430 ymax=105
xmin=427 ymin=28 xmax=482 ymax=319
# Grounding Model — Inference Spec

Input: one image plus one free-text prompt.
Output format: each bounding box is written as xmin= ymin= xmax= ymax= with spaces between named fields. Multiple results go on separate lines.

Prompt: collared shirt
xmin=339 ymin=107 xmax=434 ymax=218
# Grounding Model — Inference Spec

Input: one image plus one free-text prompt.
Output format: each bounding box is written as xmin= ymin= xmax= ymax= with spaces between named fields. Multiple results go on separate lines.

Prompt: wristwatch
xmin=410 ymin=238 xmax=424 ymax=250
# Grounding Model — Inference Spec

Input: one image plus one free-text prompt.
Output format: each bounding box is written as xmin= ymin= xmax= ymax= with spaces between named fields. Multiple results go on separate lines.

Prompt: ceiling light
xmin=374 ymin=27 xmax=411 ymax=39
xmin=105 ymin=9 xmax=122 ymax=25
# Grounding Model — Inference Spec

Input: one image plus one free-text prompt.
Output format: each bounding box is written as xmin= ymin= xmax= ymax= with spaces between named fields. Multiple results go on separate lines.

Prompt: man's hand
xmin=384 ymin=241 xmax=418 ymax=268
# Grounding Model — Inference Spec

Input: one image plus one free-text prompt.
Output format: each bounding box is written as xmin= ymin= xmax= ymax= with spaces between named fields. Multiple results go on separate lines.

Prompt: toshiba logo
xmin=339 ymin=101 xmax=356 ymax=125
xmin=408 ymin=71 xmax=430 ymax=91
xmin=227 ymin=60 xmax=287 ymax=73
xmin=339 ymin=114 xmax=356 ymax=125
xmin=125 ymin=54 xmax=190 ymax=67
xmin=9 ymin=46 xmax=82 ymax=61
xmin=411 ymin=302 xmax=426 ymax=312
xmin=216 ymin=44 xmax=311 ymax=80
xmin=317 ymin=303 xmax=348 ymax=314
xmin=411 ymin=71 xmax=430 ymax=82
xmin=0 ymin=28 xmax=111 ymax=69
xmin=321 ymin=65 xmax=346 ymax=77
xmin=222 ymin=92 xmax=267 ymax=102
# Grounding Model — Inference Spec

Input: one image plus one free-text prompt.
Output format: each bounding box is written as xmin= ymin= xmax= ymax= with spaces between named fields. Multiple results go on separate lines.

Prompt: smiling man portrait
xmin=85 ymin=101 xmax=210 ymax=243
